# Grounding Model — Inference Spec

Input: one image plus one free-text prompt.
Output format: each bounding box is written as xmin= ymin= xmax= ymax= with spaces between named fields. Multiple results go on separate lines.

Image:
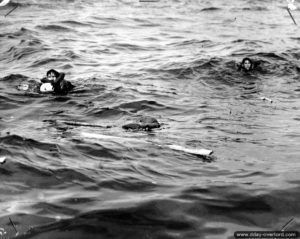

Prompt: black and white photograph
xmin=0 ymin=0 xmax=299 ymax=238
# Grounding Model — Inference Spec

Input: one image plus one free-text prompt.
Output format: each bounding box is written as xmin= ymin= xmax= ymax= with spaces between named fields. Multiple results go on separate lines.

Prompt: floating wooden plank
xmin=168 ymin=144 xmax=213 ymax=156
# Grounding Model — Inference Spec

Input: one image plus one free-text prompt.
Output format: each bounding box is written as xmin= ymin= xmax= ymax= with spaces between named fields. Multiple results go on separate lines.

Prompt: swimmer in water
xmin=237 ymin=58 xmax=260 ymax=72
xmin=40 ymin=69 xmax=74 ymax=94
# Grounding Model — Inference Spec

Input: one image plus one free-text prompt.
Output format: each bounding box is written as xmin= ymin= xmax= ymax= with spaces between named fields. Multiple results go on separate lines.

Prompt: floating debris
xmin=260 ymin=96 xmax=273 ymax=103
xmin=9 ymin=217 xmax=18 ymax=235
xmin=0 ymin=228 xmax=7 ymax=236
xmin=122 ymin=116 xmax=160 ymax=131
xmin=5 ymin=4 xmax=18 ymax=17
xmin=281 ymin=218 xmax=295 ymax=231
xmin=17 ymin=83 xmax=29 ymax=91
xmin=60 ymin=121 xmax=107 ymax=128
xmin=44 ymin=119 xmax=111 ymax=128
xmin=0 ymin=156 xmax=6 ymax=164
xmin=287 ymin=7 xmax=297 ymax=25
xmin=287 ymin=0 xmax=297 ymax=25
xmin=0 ymin=0 xmax=10 ymax=7
xmin=0 ymin=0 xmax=19 ymax=18
xmin=168 ymin=144 xmax=213 ymax=156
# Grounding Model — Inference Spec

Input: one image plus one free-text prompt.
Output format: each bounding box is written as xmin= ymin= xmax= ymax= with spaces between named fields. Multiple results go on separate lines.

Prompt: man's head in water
xmin=41 ymin=69 xmax=74 ymax=94
xmin=46 ymin=69 xmax=59 ymax=82
xmin=39 ymin=69 xmax=60 ymax=93
xmin=240 ymin=58 xmax=253 ymax=72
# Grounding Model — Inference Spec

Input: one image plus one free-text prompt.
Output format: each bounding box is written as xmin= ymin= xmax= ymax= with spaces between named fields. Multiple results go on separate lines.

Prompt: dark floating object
xmin=122 ymin=116 xmax=160 ymax=131
xmin=5 ymin=4 xmax=18 ymax=17
xmin=281 ymin=218 xmax=295 ymax=231
xmin=287 ymin=6 xmax=297 ymax=25
xmin=260 ymin=96 xmax=273 ymax=103
xmin=60 ymin=121 xmax=110 ymax=128
xmin=44 ymin=119 xmax=111 ymax=128
xmin=0 ymin=0 xmax=19 ymax=17
xmin=9 ymin=217 xmax=18 ymax=235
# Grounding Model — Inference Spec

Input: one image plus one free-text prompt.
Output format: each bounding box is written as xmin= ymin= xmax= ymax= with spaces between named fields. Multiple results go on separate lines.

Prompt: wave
xmin=36 ymin=25 xmax=75 ymax=32
xmin=0 ymin=27 xmax=36 ymax=39
xmin=117 ymin=100 xmax=174 ymax=113
xmin=0 ymin=74 xmax=28 ymax=82
xmin=241 ymin=6 xmax=269 ymax=11
xmin=201 ymin=7 xmax=222 ymax=12
xmin=109 ymin=43 xmax=152 ymax=52
xmin=2 ymin=185 xmax=299 ymax=238
xmin=59 ymin=20 xmax=91 ymax=27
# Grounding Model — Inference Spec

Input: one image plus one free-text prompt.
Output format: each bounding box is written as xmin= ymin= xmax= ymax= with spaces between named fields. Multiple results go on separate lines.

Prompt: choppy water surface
xmin=0 ymin=0 xmax=300 ymax=238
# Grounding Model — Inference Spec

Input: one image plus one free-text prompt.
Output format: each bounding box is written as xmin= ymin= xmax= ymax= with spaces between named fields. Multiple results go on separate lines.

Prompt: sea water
xmin=0 ymin=0 xmax=300 ymax=238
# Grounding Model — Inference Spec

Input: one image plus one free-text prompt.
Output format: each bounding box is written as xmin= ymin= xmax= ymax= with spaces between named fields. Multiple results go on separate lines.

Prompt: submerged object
xmin=168 ymin=144 xmax=213 ymax=156
xmin=122 ymin=116 xmax=160 ymax=131
xmin=40 ymin=83 xmax=54 ymax=93
xmin=0 ymin=0 xmax=10 ymax=7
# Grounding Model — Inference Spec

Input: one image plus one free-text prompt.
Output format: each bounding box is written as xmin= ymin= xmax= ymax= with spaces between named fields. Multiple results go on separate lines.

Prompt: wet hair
xmin=238 ymin=57 xmax=254 ymax=72
xmin=46 ymin=69 xmax=60 ymax=78
xmin=241 ymin=57 xmax=252 ymax=66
